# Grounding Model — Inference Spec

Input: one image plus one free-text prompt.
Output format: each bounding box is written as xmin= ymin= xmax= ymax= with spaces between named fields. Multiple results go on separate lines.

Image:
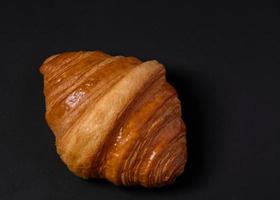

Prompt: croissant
xmin=39 ymin=51 xmax=187 ymax=187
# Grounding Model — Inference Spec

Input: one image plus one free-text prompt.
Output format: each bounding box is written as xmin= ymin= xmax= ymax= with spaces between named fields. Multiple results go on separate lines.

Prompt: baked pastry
xmin=39 ymin=51 xmax=187 ymax=187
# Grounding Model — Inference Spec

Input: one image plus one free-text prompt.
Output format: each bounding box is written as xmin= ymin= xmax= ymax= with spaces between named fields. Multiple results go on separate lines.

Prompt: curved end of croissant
xmin=40 ymin=50 xmax=187 ymax=187
xmin=39 ymin=50 xmax=108 ymax=75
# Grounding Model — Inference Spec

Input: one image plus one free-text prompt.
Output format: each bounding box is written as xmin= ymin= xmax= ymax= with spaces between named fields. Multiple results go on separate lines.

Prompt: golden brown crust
xmin=40 ymin=51 xmax=187 ymax=187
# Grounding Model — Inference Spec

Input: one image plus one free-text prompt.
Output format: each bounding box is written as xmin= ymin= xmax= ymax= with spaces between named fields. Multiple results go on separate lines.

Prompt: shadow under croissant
xmin=85 ymin=65 xmax=217 ymax=193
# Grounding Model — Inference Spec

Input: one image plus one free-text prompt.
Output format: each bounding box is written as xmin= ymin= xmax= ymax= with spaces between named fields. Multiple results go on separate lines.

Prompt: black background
xmin=0 ymin=1 xmax=280 ymax=199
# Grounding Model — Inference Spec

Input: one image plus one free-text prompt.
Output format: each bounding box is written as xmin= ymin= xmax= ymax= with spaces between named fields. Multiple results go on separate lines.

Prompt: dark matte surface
xmin=0 ymin=1 xmax=280 ymax=200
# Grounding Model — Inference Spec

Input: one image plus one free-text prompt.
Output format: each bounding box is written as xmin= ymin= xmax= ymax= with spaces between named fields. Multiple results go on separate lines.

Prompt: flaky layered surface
xmin=40 ymin=51 xmax=187 ymax=187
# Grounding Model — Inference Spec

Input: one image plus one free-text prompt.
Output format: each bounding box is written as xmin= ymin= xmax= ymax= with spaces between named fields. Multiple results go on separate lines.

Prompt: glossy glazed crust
xmin=40 ymin=51 xmax=187 ymax=187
